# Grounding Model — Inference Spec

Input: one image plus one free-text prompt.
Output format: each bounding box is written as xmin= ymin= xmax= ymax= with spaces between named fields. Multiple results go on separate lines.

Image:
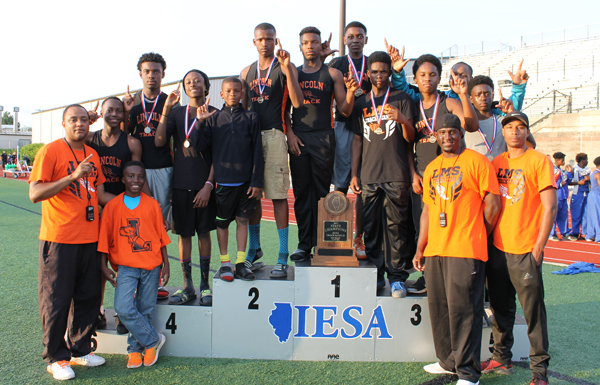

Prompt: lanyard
xmin=256 ymin=57 xmax=277 ymax=96
xmin=419 ymin=94 xmax=440 ymax=135
xmin=141 ymin=91 xmax=160 ymax=126
xmin=63 ymin=138 xmax=91 ymax=203
xmin=347 ymin=54 xmax=365 ymax=88
xmin=369 ymin=87 xmax=390 ymax=126
xmin=478 ymin=115 xmax=497 ymax=153
xmin=184 ymin=105 xmax=197 ymax=139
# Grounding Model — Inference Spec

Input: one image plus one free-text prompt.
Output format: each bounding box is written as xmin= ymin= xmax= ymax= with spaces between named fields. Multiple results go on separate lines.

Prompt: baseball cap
xmin=435 ymin=114 xmax=462 ymax=131
xmin=501 ymin=111 xmax=529 ymax=127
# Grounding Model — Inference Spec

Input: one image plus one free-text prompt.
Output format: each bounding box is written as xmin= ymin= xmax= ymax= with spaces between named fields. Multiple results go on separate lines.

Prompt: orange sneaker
xmin=143 ymin=333 xmax=166 ymax=367
xmin=127 ymin=352 xmax=143 ymax=369
xmin=353 ymin=236 xmax=367 ymax=260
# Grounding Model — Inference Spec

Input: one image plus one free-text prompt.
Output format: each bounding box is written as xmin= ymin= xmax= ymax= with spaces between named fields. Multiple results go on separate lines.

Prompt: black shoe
xmin=235 ymin=263 xmax=256 ymax=281
xmin=97 ymin=312 xmax=107 ymax=328
xmin=115 ymin=314 xmax=129 ymax=335
xmin=407 ymin=276 xmax=427 ymax=294
xmin=252 ymin=248 xmax=264 ymax=263
xmin=290 ymin=249 xmax=310 ymax=262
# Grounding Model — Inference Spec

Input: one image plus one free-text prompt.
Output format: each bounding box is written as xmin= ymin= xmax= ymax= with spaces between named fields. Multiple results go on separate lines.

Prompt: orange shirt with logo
xmin=98 ymin=193 xmax=170 ymax=271
xmin=492 ymin=149 xmax=555 ymax=254
xmin=29 ymin=139 xmax=105 ymax=244
xmin=422 ymin=149 xmax=500 ymax=261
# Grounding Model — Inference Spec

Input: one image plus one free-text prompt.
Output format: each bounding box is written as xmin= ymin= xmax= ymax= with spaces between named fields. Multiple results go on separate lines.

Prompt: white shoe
xmin=456 ymin=380 xmax=479 ymax=385
xmin=423 ymin=362 xmax=454 ymax=374
xmin=47 ymin=361 xmax=75 ymax=380
xmin=70 ymin=352 xmax=105 ymax=367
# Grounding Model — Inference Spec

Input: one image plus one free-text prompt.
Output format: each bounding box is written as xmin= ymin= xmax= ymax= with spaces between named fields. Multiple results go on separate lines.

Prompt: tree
xmin=2 ymin=112 xmax=13 ymax=125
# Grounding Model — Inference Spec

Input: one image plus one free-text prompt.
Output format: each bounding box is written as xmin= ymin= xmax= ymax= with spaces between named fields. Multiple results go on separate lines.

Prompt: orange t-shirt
xmin=422 ymin=149 xmax=500 ymax=261
xmin=97 ymin=193 xmax=170 ymax=271
xmin=29 ymin=139 xmax=106 ymax=244
xmin=492 ymin=149 xmax=555 ymax=254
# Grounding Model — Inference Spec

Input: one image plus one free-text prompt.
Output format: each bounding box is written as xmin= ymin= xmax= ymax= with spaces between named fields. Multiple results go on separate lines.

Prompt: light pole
xmin=339 ymin=0 xmax=346 ymax=56
xmin=0 ymin=106 xmax=3 ymax=130
xmin=13 ymin=106 xmax=19 ymax=134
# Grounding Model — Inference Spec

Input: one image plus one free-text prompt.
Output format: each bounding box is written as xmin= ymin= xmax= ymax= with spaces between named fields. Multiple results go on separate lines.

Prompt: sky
xmin=1 ymin=0 xmax=599 ymax=126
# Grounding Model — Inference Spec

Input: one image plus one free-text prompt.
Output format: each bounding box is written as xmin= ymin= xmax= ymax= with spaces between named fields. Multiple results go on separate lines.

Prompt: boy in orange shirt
xmin=483 ymin=111 xmax=557 ymax=385
xmin=413 ymin=114 xmax=500 ymax=385
xmin=98 ymin=160 xmax=171 ymax=369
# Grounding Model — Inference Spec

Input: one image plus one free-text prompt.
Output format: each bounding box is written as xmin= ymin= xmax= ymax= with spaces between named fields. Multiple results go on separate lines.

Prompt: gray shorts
xmin=332 ymin=120 xmax=353 ymax=189
xmin=146 ymin=167 xmax=173 ymax=225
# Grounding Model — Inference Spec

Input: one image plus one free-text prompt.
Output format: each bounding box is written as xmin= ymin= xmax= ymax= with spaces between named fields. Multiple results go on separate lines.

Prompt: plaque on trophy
xmin=313 ymin=192 xmax=358 ymax=267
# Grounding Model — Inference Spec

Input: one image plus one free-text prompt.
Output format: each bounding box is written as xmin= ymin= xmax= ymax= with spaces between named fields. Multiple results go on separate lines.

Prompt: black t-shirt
xmin=128 ymin=92 xmax=173 ymax=169
xmin=244 ymin=59 xmax=287 ymax=131
xmin=166 ymin=104 xmax=216 ymax=191
xmin=90 ymin=130 xmax=131 ymax=195
xmin=413 ymin=92 xmax=450 ymax=176
xmin=351 ymin=89 xmax=416 ymax=184
xmin=292 ymin=64 xmax=335 ymax=132
xmin=329 ymin=55 xmax=371 ymax=123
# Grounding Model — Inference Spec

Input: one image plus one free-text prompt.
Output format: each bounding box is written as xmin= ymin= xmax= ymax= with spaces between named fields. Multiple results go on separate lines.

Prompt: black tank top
xmin=245 ymin=59 xmax=287 ymax=132
xmin=90 ymin=130 xmax=131 ymax=195
xmin=329 ymin=55 xmax=371 ymax=122
xmin=413 ymin=92 xmax=450 ymax=176
xmin=292 ymin=64 xmax=335 ymax=132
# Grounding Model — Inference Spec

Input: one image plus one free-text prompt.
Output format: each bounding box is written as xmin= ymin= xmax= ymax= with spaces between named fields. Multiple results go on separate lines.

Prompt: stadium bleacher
xmin=435 ymin=35 xmax=600 ymax=127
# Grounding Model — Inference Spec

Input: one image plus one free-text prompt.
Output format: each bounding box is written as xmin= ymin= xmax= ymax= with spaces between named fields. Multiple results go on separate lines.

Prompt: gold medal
xmin=354 ymin=88 xmax=363 ymax=98
xmin=428 ymin=135 xmax=436 ymax=144
xmin=257 ymin=96 xmax=264 ymax=104
xmin=184 ymin=139 xmax=190 ymax=148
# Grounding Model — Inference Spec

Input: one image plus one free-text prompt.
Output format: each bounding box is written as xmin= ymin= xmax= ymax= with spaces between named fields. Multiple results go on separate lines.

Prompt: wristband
xmin=205 ymin=181 xmax=214 ymax=190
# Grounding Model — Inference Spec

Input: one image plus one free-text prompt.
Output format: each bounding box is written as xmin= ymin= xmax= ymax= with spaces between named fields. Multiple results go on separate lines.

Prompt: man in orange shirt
xmin=413 ymin=114 xmax=500 ymax=385
xmin=98 ymin=160 xmax=170 ymax=369
xmin=483 ymin=111 xmax=557 ymax=385
xmin=29 ymin=104 xmax=114 ymax=381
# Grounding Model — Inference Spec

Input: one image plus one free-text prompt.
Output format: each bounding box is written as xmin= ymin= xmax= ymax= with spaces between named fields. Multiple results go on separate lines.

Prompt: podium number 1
xmin=331 ymin=275 xmax=340 ymax=298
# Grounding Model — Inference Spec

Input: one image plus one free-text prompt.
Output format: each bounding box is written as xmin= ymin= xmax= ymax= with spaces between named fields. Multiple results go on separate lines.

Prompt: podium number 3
xmin=331 ymin=275 xmax=340 ymax=298
xmin=411 ymin=304 xmax=422 ymax=326
xmin=248 ymin=287 xmax=259 ymax=310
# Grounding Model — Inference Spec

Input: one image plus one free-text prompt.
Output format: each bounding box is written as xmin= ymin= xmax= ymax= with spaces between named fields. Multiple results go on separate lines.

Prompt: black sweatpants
xmin=38 ymin=241 xmax=101 ymax=363
xmin=361 ymin=182 xmax=412 ymax=283
xmin=425 ymin=256 xmax=485 ymax=383
xmin=487 ymin=245 xmax=550 ymax=382
xmin=410 ymin=189 xmax=423 ymax=243
xmin=289 ymin=129 xmax=335 ymax=251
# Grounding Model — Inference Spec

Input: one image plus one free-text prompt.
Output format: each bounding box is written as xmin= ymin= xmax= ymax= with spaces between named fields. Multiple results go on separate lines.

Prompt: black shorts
xmin=171 ymin=188 xmax=217 ymax=236
xmin=215 ymin=182 xmax=256 ymax=228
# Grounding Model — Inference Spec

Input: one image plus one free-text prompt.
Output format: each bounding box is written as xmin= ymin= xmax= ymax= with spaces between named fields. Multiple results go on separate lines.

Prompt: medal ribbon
xmin=419 ymin=94 xmax=440 ymax=135
xmin=184 ymin=105 xmax=198 ymax=140
xmin=478 ymin=115 xmax=497 ymax=153
xmin=347 ymin=54 xmax=365 ymax=89
xmin=256 ymin=57 xmax=277 ymax=96
xmin=141 ymin=91 xmax=160 ymax=126
xmin=370 ymin=87 xmax=390 ymax=126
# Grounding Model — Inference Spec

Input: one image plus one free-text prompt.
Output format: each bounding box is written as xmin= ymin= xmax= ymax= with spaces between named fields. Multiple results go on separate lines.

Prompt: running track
xmin=261 ymin=189 xmax=600 ymax=267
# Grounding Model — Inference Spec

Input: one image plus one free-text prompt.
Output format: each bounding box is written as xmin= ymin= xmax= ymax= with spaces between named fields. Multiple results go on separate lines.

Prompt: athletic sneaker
xmin=480 ymin=358 xmax=513 ymax=375
xmin=270 ymin=263 xmax=288 ymax=279
xmin=423 ymin=362 xmax=454 ymax=374
xmin=97 ymin=311 xmax=107 ymax=328
xmin=456 ymin=380 xmax=479 ymax=385
xmin=407 ymin=276 xmax=427 ymax=294
xmin=70 ymin=352 xmax=105 ymax=367
xmin=143 ymin=333 xmax=166 ymax=367
xmin=47 ymin=361 xmax=75 ymax=380
xmin=585 ymin=237 xmax=594 ymax=242
xmin=530 ymin=377 xmax=548 ymax=385
xmin=548 ymin=235 xmax=560 ymax=241
xmin=353 ymin=237 xmax=367 ymax=260
xmin=127 ymin=352 xmax=143 ymax=369
xmin=391 ymin=281 xmax=407 ymax=298
xmin=157 ymin=285 xmax=169 ymax=299
xmin=565 ymin=234 xmax=578 ymax=241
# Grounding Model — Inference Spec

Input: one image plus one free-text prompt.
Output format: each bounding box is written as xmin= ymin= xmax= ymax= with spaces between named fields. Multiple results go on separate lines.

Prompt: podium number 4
xmin=166 ymin=312 xmax=177 ymax=334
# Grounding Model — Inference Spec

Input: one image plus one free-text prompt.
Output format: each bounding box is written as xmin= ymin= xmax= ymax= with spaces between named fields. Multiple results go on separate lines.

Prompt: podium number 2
xmin=166 ymin=312 xmax=177 ymax=334
xmin=410 ymin=304 xmax=422 ymax=326
xmin=331 ymin=275 xmax=340 ymax=298
xmin=248 ymin=287 xmax=259 ymax=310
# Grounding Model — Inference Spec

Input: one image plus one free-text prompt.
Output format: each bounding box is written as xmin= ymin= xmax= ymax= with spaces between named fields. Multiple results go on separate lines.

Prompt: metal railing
xmin=440 ymin=40 xmax=514 ymax=60
xmin=521 ymin=23 xmax=600 ymax=48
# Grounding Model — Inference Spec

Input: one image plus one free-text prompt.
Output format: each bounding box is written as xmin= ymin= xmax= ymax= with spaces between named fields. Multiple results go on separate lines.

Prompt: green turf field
xmin=0 ymin=177 xmax=598 ymax=384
